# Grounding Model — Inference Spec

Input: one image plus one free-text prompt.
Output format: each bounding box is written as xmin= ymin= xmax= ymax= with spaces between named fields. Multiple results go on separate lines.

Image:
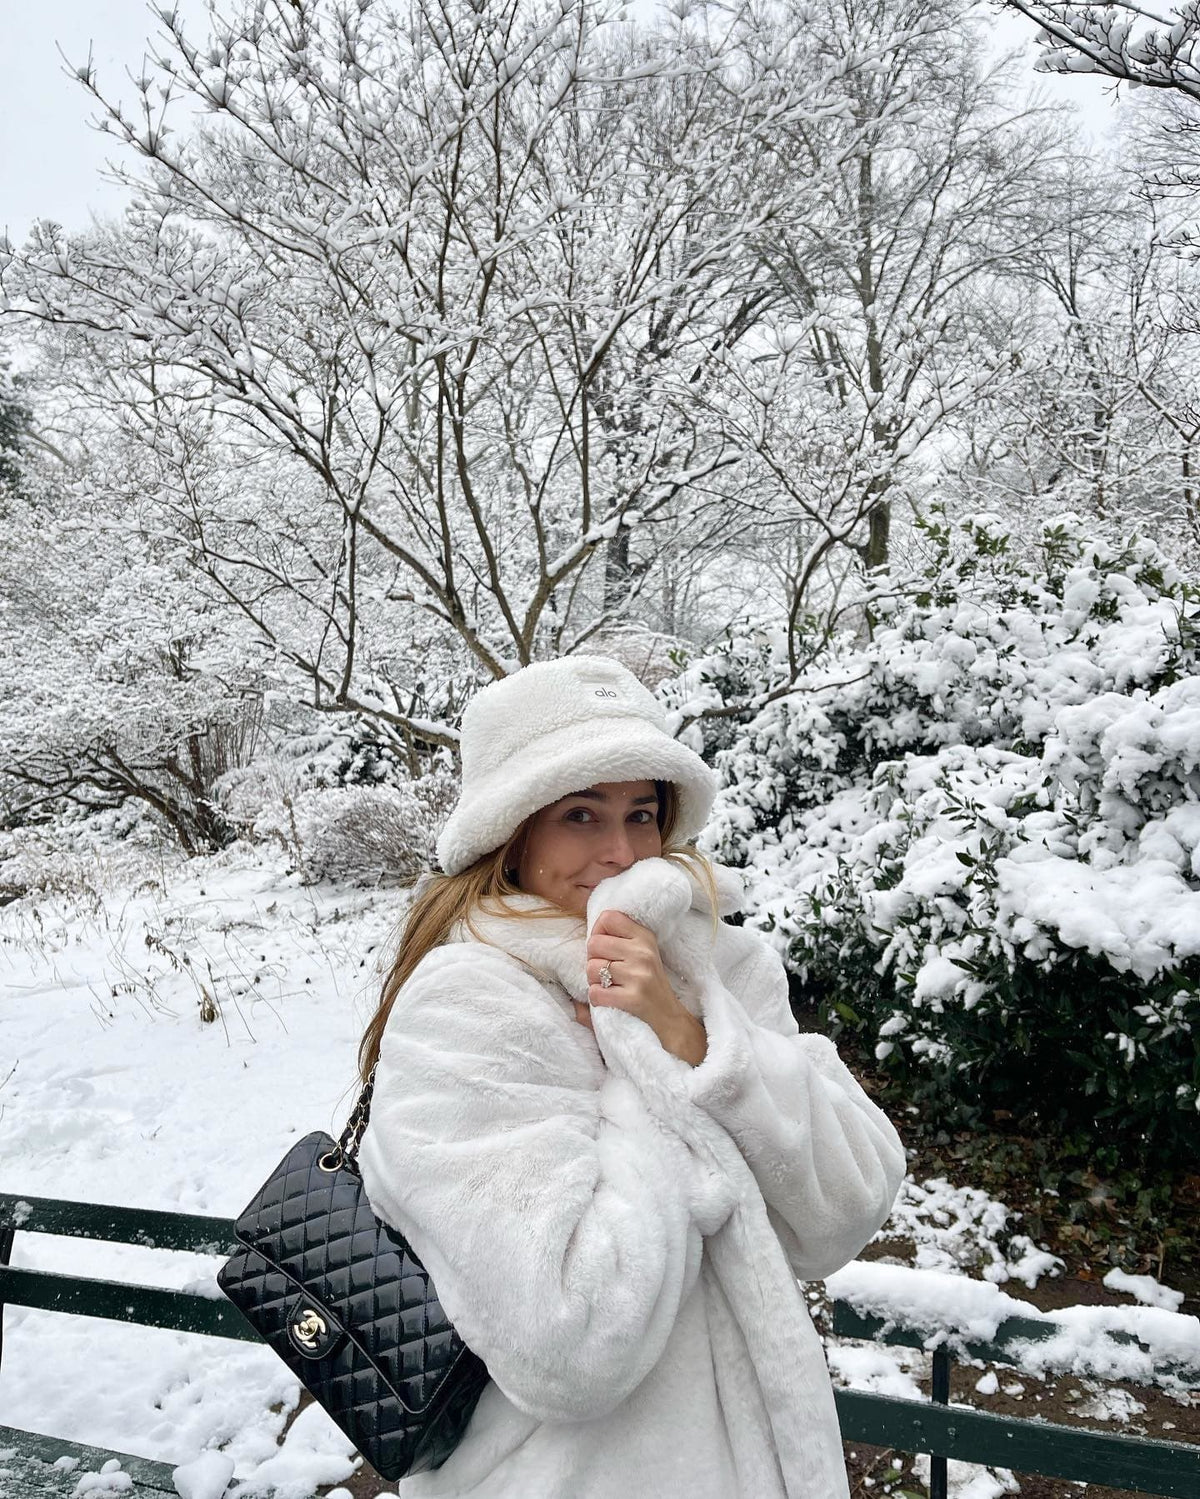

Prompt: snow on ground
xmin=1 ymin=840 xmax=1193 ymax=1496
xmin=1 ymin=842 xmax=399 ymax=1496
xmin=1103 ymin=1266 xmax=1186 ymax=1311
xmin=912 ymin=1455 xmax=1019 ymax=1498
xmin=1072 ymin=1385 xmax=1147 ymax=1424
xmin=874 ymin=1174 xmax=1065 ymax=1287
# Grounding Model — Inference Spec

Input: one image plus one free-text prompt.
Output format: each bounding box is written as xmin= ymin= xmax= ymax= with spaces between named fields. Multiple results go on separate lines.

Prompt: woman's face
xmin=515 ymin=779 xmax=663 ymax=917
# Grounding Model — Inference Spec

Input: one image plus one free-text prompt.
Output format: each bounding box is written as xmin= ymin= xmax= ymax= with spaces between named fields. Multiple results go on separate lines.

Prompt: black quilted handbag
xmin=216 ymin=1067 xmax=490 ymax=1479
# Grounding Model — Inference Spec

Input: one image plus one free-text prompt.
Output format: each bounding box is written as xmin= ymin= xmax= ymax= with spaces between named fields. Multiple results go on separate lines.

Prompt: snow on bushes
xmin=249 ymin=779 xmax=454 ymax=885
xmin=213 ymin=729 xmax=455 ymax=885
xmin=680 ymin=513 xmax=1200 ymax=1164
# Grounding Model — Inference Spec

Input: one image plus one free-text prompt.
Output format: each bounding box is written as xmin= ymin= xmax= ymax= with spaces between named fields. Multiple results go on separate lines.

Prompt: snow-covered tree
xmin=0 ymin=380 xmax=267 ymax=851
xmin=1005 ymin=2 xmax=1200 ymax=103
xmin=943 ymin=162 xmax=1200 ymax=554
xmin=0 ymin=349 xmax=30 ymax=499
xmin=744 ymin=0 xmax=1071 ymax=573
xmin=1002 ymin=2 xmax=1200 ymax=250
xmin=1 ymin=0 xmax=918 ymax=743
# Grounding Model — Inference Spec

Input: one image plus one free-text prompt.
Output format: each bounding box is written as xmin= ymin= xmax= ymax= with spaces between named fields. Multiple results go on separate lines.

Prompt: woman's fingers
xmin=582 ymin=913 xmax=697 ymax=1064
xmin=587 ymin=960 xmax=623 ymax=1003
xmin=585 ymin=932 xmax=635 ymax=962
xmin=586 ymin=916 xmax=666 ymax=1009
xmin=588 ymin=915 xmax=657 ymax=962
xmin=587 ymin=954 xmax=650 ymax=988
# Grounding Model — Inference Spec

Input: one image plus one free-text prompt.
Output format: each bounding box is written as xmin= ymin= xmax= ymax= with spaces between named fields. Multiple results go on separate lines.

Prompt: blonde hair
xmin=358 ymin=779 xmax=721 ymax=1085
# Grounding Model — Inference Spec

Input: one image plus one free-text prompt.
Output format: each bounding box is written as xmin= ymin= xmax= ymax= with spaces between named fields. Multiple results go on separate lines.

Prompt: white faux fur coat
xmin=357 ymin=857 xmax=906 ymax=1498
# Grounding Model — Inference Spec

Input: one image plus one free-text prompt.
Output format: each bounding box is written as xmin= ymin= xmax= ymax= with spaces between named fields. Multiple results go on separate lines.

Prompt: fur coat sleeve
xmin=355 ymin=940 xmax=737 ymax=1425
xmin=583 ymin=859 xmax=906 ymax=1284
xmin=686 ymin=924 xmax=905 ymax=1280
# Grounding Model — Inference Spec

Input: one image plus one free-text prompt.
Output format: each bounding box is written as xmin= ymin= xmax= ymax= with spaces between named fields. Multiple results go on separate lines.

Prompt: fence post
xmin=930 ymin=1343 xmax=951 ymax=1499
xmin=0 ymin=1219 xmax=13 ymax=1371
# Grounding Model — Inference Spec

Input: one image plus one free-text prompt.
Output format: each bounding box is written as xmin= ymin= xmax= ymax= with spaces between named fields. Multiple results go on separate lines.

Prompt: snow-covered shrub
xmin=688 ymin=512 xmax=1200 ymax=1165
xmin=787 ymin=744 xmax=1200 ymax=1155
xmin=0 ymin=802 xmax=170 ymax=907
xmin=212 ymin=721 xmax=456 ymax=884
xmin=245 ymin=772 xmax=457 ymax=886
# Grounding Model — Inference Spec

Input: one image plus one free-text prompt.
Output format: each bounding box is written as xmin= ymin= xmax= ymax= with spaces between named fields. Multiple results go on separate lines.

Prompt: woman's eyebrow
xmin=563 ymin=789 xmax=659 ymax=805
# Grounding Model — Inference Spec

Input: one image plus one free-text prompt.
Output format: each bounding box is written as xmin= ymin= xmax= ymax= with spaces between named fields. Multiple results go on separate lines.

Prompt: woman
xmin=356 ymin=655 xmax=906 ymax=1499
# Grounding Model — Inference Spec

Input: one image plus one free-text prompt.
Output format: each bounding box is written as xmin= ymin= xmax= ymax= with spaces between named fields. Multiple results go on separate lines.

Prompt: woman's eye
xmin=563 ymin=808 xmax=655 ymax=824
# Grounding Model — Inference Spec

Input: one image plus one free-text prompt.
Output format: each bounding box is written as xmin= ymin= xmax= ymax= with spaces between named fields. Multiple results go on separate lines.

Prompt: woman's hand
xmin=580 ymin=909 xmax=707 ymax=1067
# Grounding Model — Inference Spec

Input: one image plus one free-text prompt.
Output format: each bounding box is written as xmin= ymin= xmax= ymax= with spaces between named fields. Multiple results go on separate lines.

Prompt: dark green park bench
xmin=0 ymin=1193 xmax=249 ymax=1496
xmin=2 ymin=1191 xmax=1199 ymax=1497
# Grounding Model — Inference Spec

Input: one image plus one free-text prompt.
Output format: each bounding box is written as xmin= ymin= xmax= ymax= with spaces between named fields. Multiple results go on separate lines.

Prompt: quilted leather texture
xmin=217 ymin=1131 xmax=490 ymax=1479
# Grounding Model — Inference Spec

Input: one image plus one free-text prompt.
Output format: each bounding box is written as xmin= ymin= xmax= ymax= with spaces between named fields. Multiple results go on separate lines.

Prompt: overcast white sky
xmin=2 ymin=1 xmax=1127 ymax=248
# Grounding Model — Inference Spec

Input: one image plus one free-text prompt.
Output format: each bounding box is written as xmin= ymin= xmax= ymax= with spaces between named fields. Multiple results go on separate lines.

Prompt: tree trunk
xmin=604 ymin=528 xmax=632 ymax=611
xmin=864 ymin=501 xmax=891 ymax=573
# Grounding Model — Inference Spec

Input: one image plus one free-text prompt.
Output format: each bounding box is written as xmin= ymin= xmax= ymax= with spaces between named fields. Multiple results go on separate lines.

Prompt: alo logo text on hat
xmin=575 ymin=667 xmax=625 ymax=701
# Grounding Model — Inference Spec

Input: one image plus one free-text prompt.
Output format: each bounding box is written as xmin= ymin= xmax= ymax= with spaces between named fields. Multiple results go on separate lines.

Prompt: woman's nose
xmin=599 ymin=825 xmax=636 ymax=868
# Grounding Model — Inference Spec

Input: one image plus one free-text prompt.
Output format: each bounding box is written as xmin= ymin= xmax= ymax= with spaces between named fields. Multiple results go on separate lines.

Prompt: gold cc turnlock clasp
xmin=292 ymin=1307 xmax=328 ymax=1351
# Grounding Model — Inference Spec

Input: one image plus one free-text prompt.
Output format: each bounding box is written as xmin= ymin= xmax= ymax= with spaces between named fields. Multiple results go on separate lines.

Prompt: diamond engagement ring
xmin=599 ymin=963 xmax=614 ymax=989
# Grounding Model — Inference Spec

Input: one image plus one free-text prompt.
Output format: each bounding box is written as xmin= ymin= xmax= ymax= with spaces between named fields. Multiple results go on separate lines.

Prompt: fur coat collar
xmin=455 ymin=855 xmax=744 ymax=1011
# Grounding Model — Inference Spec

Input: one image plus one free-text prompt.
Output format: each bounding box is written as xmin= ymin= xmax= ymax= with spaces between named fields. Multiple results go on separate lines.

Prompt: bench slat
xmin=835 ymin=1389 xmax=1200 ymax=1496
xmin=0 ymin=1193 xmax=237 ymax=1254
xmin=0 ymin=1425 xmax=178 ymax=1495
xmin=0 ymin=1265 xmax=257 ymax=1341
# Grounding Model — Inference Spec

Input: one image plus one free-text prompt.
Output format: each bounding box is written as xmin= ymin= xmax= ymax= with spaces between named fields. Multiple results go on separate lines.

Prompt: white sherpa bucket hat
xmin=435 ymin=655 xmax=718 ymax=876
